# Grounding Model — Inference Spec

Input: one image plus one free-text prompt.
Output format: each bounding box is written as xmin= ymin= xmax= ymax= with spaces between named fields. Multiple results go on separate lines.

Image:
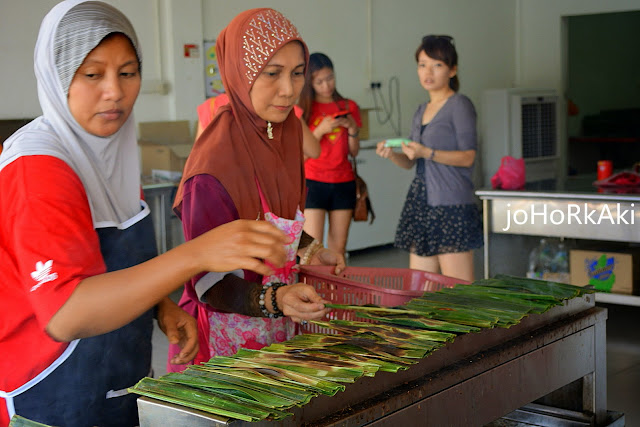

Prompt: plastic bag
xmin=526 ymin=238 xmax=570 ymax=283
xmin=491 ymin=156 xmax=525 ymax=190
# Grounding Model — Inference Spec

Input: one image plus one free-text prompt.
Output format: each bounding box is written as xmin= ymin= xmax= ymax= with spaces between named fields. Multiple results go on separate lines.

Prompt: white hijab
xmin=0 ymin=0 xmax=143 ymax=228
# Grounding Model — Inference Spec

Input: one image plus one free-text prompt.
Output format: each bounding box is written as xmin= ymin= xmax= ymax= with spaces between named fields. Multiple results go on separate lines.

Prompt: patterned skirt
xmin=394 ymin=176 xmax=483 ymax=257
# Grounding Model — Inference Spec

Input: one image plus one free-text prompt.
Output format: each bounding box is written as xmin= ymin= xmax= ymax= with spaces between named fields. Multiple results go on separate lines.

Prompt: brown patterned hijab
xmin=174 ymin=8 xmax=308 ymax=220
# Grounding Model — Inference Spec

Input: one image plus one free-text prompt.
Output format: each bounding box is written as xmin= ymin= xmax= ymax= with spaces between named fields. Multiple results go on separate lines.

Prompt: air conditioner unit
xmin=481 ymin=88 xmax=560 ymax=187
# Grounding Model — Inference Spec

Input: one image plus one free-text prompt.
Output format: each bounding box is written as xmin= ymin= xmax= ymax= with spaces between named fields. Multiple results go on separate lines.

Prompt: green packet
xmin=384 ymin=138 xmax=411 ymax=147
xmin=9 ymin=415 xmax=57 ymax=427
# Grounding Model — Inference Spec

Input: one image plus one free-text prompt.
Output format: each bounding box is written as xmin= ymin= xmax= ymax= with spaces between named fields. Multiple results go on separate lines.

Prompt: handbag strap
xmin=350 ymin=155 xmax=359 ymax=176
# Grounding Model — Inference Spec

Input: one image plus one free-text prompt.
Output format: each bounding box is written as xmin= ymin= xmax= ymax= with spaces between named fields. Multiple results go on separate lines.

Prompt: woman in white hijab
xmin=0 ymin=1 xmax=289 ymax=425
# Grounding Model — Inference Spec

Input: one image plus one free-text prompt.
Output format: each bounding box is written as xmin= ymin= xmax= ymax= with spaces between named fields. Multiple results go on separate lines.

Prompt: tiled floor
xmin=150 ymin=245 xmax=640 ymax=425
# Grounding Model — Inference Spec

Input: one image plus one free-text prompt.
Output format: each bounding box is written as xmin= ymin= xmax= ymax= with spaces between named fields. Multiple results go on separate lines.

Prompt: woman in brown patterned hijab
xmin=175 ymin=8 xmax=307 ymax=220
xmin=169 ymin=9 xmax=345 ymax=370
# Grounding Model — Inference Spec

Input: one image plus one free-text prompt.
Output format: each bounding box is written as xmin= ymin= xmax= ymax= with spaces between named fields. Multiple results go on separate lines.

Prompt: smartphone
xmin=384 ymin=138 xmax=411 ymax=148
xmin=332 ymin=110 xmax=350 ymax=119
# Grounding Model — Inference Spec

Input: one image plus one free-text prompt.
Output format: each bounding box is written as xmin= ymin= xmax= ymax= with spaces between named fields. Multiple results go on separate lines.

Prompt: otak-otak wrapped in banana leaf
xmin=200 ymin=360 xmax=346 ymax=395
xmin=315 ymin=319 xmax=457 ymax=343
xmin=236 ymin=347 xmax=381 ymax=377
xmin=8 ymin=416 xmax=56 ymax=427
xmin=129 ymin=275 xmax=593 ymax=422
xmin=355 ymin=311 xmax=480 ymax=333
xmin=131 ymin=377 xmax=291 ymax=421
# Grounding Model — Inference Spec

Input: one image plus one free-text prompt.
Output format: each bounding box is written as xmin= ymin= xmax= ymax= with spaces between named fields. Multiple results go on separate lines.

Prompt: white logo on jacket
xmin=30 ymin=260 xmax=59 ymax=292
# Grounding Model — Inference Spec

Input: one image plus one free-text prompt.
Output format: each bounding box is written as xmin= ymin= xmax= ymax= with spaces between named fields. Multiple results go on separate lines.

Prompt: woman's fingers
xmin=197 ymin=220 xmax=287 ymax=274
xmin=234 ymin=257 xmax=275 ymax=277
xmin=309 ymin=248 xmax=346 ymax=275
xmin=376 ymin=141 xmax=393 ymax=158
xmin=335 ymin=117 xmax=351 ymax=128
xmin=225 ymin=226 xmax=287 ymax=267
xmin=245 ymin=220 xmax=290 ymax=243
xmin=157 ymin=300 xmax=200 ymax=364
xmin=406 ymin=141 xmax=425 ymax=158
xmin=278 ymin=283 xmax=331 ymax=320
xmin=400 ymin=143 xmax=415 ymax=160
xmin=169 ymin=322 xmax=199 ymax=364
xmin=320 ymin=116 xmax=336 ymax=133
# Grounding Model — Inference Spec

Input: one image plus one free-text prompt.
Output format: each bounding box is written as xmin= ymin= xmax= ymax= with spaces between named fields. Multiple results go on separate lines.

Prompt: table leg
xmin=483 ymin=198 xmax=490 ymax=279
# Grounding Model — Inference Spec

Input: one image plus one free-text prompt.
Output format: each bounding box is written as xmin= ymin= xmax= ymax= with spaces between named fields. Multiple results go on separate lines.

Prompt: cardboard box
xmin=570 ymin=249 xmax=638 ymax=294
xmin=359 ymin=108 xmax=373 ymax=140
xmin=138 ymin=121 xmax=193 ymax=177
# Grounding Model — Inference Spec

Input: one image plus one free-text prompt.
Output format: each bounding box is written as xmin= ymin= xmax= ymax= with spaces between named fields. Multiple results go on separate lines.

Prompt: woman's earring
xmin=267 ymin=121 xmax=273 ymax=140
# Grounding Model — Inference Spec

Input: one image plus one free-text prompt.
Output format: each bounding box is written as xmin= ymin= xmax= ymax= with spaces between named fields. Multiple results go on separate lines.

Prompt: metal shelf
xmin=595 ymin=292 xmax=640 ymax=307
xmin=477 ymin=189 xmax=640 ymax=298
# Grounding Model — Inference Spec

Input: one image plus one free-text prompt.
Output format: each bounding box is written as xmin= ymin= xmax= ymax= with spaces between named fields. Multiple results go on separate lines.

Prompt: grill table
xmin=138 ymin=293 xmax=614 ymax=426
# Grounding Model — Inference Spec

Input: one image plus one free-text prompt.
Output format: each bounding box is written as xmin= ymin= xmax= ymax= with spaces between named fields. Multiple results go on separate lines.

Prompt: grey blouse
xmin=409 ymin=93 xmax=478 ymax=206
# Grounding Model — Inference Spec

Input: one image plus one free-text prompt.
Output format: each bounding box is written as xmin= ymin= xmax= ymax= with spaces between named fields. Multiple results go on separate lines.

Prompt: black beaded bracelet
xmin=271 ymin=282 xmax=287 ymax=317
xmin=259 ymin=282 xmax=286 ymax=318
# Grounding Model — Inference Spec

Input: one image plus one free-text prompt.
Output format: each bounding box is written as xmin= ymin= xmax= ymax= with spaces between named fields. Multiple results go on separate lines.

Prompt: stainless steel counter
xmin=476 ymin=189 xmax=640 ymax=242
xmin=142 ymin=180 xmax=178 ymax=254
xmin=477 ymin=178 xmax=640 ymax=306
xmin=138 ymin=295 xmax=611 ymax=426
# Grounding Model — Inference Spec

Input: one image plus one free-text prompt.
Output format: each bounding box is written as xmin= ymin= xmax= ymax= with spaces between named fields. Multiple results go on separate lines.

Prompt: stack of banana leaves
xmin=8 ymin=416 xmax=56 ymax=427
xmin=129 ymin=274 xmax=593 ymax=422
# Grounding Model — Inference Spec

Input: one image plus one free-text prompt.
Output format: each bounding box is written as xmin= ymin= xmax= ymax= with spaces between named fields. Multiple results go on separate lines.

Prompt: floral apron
xmin=202 ymin=183 xmax=304 ymax=358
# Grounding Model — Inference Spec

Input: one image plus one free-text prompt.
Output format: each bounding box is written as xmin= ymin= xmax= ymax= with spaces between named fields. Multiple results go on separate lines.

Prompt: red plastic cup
xmin=597 ymin=160 xmax=613 ymax=181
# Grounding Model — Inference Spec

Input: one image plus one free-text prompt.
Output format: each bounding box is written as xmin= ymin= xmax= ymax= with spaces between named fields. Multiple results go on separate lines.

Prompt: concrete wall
xmin=516 ymin=0 xmax=640 ymax=178
xmin=0 ymin=0 xmax=171 ymax=122
xmin=1 ymin=0 xmax=639 ymax=160
xmin=0 ymin=0 xmax=515 ymax=137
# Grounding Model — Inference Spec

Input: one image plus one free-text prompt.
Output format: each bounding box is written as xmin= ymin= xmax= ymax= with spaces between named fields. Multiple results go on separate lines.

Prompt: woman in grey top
xmin=376 ymin=35 xmax=482 ymax=281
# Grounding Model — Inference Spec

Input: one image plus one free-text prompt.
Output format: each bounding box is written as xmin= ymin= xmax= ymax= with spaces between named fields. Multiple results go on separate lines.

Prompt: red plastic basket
xmin=298 ymin=265 xmax=470 ymax=334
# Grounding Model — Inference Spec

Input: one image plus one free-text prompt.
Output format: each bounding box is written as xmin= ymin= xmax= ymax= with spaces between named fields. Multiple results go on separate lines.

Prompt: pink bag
xmin=491 ymin=156 xmax=525 ymax=190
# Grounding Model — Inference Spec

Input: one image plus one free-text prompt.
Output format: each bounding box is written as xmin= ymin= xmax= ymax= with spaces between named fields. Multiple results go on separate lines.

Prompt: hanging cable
xmin=370 ymin=76 xmax=402 ymax=136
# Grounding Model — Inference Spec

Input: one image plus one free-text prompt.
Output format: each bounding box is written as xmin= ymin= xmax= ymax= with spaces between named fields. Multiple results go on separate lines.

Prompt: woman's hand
xmin=276 ymin=283 xmax=330 ymax=323
xmin=376 ymin=140 xmax=416 ymax=170
xmin=401 ymin=141 xmax=426 ymax=161
xmin=376 ymin=140 xmax=394 ymax=159
xmin=308 ymin=247 xmax=346 ymax=275
xmin=156 ymin=297 xmax=198 ymax=364
xmin=334 ymin=115 xmax=357 ymax=135
xmin=314 ymin=115 xmax=339 ymax=136
xmin=193 ymin=220 xmax=288 ymax=277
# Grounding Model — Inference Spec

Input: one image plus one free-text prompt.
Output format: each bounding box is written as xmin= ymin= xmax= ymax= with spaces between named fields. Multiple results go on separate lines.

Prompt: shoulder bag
xmin=351 ymin=157 xmax=375 ymax=224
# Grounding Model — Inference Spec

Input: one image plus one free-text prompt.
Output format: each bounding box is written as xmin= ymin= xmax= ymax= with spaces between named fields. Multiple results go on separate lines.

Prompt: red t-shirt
xmin=304 ymin=99 xmax=362 ymax=183
xmin=0 ymin=156 xmax=105 ymax=425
